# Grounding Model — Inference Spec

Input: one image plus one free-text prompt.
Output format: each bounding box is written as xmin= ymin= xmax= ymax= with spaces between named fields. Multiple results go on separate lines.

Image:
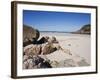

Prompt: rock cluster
xmin=23 ymin=25 xmax=61 ymax=69
xmin=23 ymin=25 xmax=90 ymax=69
xmin=23 ymin=36 xmax=60 ymax=56
xmin=23 ymin=55 xmax=52 ymax=69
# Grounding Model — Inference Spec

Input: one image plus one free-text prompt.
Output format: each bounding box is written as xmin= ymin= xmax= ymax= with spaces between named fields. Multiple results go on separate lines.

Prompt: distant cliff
xmin=73 ymin=24 xmax=91 ymax=34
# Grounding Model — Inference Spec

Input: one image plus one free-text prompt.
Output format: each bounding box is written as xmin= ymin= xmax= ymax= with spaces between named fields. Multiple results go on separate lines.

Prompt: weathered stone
xmin=51 ymin=36 xmax=59 ymax=43
xmin=23 ymin=55 xmax=29 ymax=61
xmin=41 ymin=42 xmax=54 ymax=55
xmin=27 ymin=59 xmax=35 ymax=69
xmin=23 ymin=60 xmax=28 ymax=69
xmin=39 ymin=61 xmax=52 ymax=68
xmin=23 ymin=25 xmax=40 ymax=46
xmin=37 ymin=36 xmax=49 ymax=44
xmin=24 ymin=44 xmax=41 ymax=56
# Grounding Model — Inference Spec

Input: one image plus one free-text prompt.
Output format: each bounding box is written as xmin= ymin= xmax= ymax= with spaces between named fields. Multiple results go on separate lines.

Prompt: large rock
xmin=23 ymin=36 xmax=59 ymax=56
xmin=37 ymin=36 xmax=58 ymax=44
xmin=23 ymin=55 xmax=52 ymax=69
xmin=23 ymin=24 xmax=40 ymax=46
xmin=24 ymin=44 xmax=41 ymax=56
xmin=36 ymin=36 xmax=49 ymax=44
xmin=23 ymin=42 xmax=57 ymax=56
xmin=41 ymin=42 xmax=57 ymax=55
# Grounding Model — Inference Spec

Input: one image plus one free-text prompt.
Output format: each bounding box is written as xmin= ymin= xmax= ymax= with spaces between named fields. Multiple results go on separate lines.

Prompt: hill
xmin=73 ymin=24 xmax=91 ymax=34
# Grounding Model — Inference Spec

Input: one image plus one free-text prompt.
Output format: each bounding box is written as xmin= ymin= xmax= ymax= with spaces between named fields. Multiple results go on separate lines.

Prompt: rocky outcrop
xmin=23 ymin=36 xmax=59 ymax=56
xmin=23 ymin=25 xmax=90 ymax=69
xmin=73 ymin=24 xmax=91 ymax=34
xmin=23 ymin=55 xmax=52 ymax=69
xmin=23 ymin=24 xmax=40 ymax=46
xmin=23 ymin=40 xmax=89 ymax=69
xmin=24 ymin=44 xmax=41 ymax=56
xmin=78 ymin=24 xmax=91 ymax=34
xmin=41 ymin=42 xmax=57 ymax=55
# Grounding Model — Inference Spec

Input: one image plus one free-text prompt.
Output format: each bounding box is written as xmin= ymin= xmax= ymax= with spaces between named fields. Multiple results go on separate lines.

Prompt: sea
xmin=40 ymin=31 xmax=90 ymax=37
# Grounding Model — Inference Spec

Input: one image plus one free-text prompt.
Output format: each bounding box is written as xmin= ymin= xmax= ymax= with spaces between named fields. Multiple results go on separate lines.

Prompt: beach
xmin=23 ymin=10 xmax=91 ymax=69
xmin=23 ymin=32 xmax=90 ymax=69
xmin=40 ymin=32 xmax=91 ymax=67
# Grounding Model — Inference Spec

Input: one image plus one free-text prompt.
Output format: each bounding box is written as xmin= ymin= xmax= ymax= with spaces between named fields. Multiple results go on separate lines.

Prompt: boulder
xmin=37 ymin=36 xmax=58 ymax=44
xmin=41 ymin=42 xmax=57 ymax=55
xmin=37 ymin=36 xmax=49 ymax=44
xmin=24 ymin=42 xmax=59 ymax=56
xmin=39 ymin=61 xmax=52 ymax=68
xmin=51 ymin=36 xmax=59 ymax=43
xmin=24 ymin=44 xmax=41 ymax=56
xmin=23 ymin=24 xmax=40 ymax=46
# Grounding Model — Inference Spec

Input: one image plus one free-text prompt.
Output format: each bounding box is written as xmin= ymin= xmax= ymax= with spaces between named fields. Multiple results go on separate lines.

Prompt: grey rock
xmin=27 ymin=59 xmax=35 ymax=69
xmin=23 ymin=60 xmax=28 ymax=69
xmin=23 ymin=55 xmax=29 ymax=62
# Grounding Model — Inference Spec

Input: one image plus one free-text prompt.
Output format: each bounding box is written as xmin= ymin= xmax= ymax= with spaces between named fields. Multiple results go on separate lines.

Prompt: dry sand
xmin=40 ymin=33 xmax=90 ymax=67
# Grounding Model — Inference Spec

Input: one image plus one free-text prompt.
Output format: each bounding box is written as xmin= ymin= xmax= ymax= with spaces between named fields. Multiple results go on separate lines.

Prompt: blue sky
xmin=23 ymin=10 xmax=91 ymax=32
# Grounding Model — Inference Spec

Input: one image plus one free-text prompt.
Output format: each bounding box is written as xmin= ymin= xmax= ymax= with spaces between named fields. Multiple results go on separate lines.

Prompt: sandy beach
xmin=23 ymin=32 xmax=90 ymax=69
xmin=40 ymin=32 xmax=90 ymax=67
xmin=23 ymin=10 xmax=91 ymax=69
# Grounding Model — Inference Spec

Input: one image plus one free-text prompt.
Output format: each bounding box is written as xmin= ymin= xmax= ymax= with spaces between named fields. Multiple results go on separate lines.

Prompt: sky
xmin=23 ymin=10 xmax=91 ymax=32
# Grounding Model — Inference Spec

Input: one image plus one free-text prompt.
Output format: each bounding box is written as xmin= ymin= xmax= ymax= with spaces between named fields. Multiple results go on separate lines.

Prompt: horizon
xmin=23 ymin=10 xmax=91 ymax=32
